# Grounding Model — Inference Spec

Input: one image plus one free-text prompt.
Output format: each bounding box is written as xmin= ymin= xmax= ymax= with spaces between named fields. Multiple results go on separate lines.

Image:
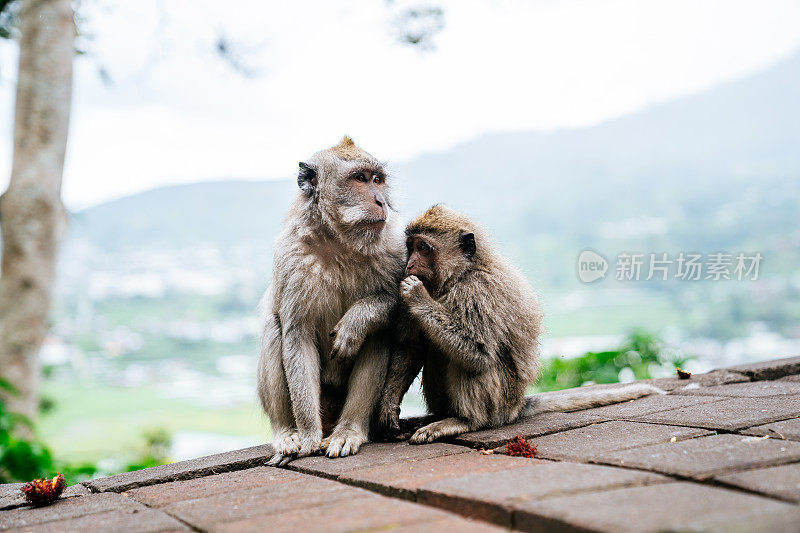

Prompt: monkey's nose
xmin=374 ymin=195 xmax=384 ymax=207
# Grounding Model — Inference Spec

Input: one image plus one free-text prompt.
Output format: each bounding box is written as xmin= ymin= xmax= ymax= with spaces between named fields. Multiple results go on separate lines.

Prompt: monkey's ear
xmin=459 ymin=232 xmax=476 ymax=259
xmin=298 ymin=162 xmax=318 ymax=196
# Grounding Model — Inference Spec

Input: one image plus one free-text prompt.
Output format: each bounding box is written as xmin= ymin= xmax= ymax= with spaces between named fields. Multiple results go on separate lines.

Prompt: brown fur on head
xmin=331 ymin=136 xmax=369 ymax=161
xmin=405 ymin=205 xmax=484 ymax=296
xmin=297 ymin=136 xmax=394 ymax=252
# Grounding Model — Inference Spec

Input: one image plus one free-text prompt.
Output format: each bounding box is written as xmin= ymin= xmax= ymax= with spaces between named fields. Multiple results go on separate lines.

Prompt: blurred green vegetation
xmin=536 ymin=330 xmax=693 ymax=392
xmin=543 ymin=296 xmax=683 ymax=337
xmin=0 ymin=378 xmax=180 ymax=484
xmin=1 ymin=378 xmax=56 ymax=483
xmin=38 ymin=383 xmax=265 ymax=464
xmin=124 ymin=427 xmax=172 ymax=472
xmin=0 ymin=378 xmax=95 ymax=483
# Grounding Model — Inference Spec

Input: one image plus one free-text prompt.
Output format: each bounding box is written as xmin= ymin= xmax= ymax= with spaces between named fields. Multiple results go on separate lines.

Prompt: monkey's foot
xmin=273 ymin=431 xmax=301 ymax=455
xmin=410 ymin=418 xmax=471 ymax=444
xmin=325 ymin=427 xmax=366 ymax=458
xmin=266 ymin=431 xmax=323 ymax=467
xmin=377 ymin=403 xmax=402 ymax=441
xmin=266 ymin=431 xmax=301 ymax=467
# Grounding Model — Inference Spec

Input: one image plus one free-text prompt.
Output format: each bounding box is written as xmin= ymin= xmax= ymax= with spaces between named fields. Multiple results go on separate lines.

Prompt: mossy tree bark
xmin=0 ymin=0 xmax=73 ymax=430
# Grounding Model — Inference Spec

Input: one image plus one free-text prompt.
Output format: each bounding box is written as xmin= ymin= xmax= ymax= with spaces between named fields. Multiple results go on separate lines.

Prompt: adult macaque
xmin=379 ymin=205 xmax=663 ymax=443
xmin=258 ymin=137 xmax=405 ymax=465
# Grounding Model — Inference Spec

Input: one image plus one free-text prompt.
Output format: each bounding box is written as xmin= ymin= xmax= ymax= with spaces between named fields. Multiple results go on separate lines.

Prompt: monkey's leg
xmin=281 ymin=324 xmax=323 ymax=459
xmin=326 ymin=335 xmax=389 ymax=458
xmin=258 ymin=313 xmax=300 ymax=467
xmin=409 ymin=417 xmax=474 ymax=444
xmin=378 ymin=344 xmax=424 ymax=438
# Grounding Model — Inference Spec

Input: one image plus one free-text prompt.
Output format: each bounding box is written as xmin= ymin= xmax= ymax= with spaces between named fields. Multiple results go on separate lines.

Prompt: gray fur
xmin=258 ymin=138 xmax=405 ymax=464
xmin=523 ymin=383 xmax=666 ymax=416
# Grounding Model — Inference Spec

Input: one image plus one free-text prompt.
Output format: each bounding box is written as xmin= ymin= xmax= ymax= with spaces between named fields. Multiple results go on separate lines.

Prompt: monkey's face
xmin=405 ymin=228 xmax=477 ymax=295
xmin=332 ymin=165 xmax=389 ymax=227
xmin=298 ymin=138 xmax=394 ymax=248
xmin=405 ymin=234 xmax=439 ymax=290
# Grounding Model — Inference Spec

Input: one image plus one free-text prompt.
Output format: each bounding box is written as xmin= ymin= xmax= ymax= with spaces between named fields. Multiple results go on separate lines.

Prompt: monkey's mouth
xmin=361 ymin=218 xmax=386 ymax=226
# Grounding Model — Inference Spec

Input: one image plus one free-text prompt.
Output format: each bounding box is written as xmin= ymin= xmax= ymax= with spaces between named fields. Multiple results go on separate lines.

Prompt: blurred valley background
xmin=44 ymin=51 xmax=800 ymax=467
xmin=1 ymin=0 xmax=799 ymax=478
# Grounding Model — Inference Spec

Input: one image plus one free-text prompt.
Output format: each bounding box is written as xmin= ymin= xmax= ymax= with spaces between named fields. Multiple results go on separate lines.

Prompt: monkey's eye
xmin=373 ymin=174 xmax=383 ymax=185
xmin=352 ymin=172 xmax=368 ymax=183
xmin=418 ymin=241 xmax=431 ymax=253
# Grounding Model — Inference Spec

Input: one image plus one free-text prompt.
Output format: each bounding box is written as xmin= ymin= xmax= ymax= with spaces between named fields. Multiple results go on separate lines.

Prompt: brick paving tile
xmin=0 ymin=484 xmax=23 ymax=497
xmin=595 ymin=433 xmax=800 ymax=478
xmin=0 ymin=483 xmax=89 ymax=511
xmin=342 ymin=450 xmax=539 ymax=499
xmin=388 ymin=516 xmax=506 ymax=532
xmin=527 ymin=421 xmax=712 ymax=461
xmin=689 ymin=369 xmax=753 ymax=386
xmin=211 ymin=492 xmax=493 ymax=533
xmin=724 ymin=356 xmax=800 ymax=381
xmin=0 ymin=492 xmax=143 ymax=530
xmin=515 ymin=481 xmax=800 ymax=533
xmin=742 ymin=417 xmax=800 ymax=441
xmin=534 ymin=383 xmax=629 ymax=398
xmin=83 ymin=444 xmax=274 ymax=493
xmin=126 ymin=466 xmax=302 ymax=508
xmin=629 ymin=395 xmax=800 ymax=430
xmin=0 ymin=485 xmax=23 ymax=512
xmin=716 ymin=463 xmax=800 ymax=503
xmin=673 ymin=380 xmax=800 ymax=398
xmin=577 ymin=394 xmax=725 ymax=419
xmin=416 ymin=462 xmax=666 ymax=528
xmin=289 ymin=441 xmax=469 ymax=478
xmin=162 ymin=475 xmax=369 ymax=530
xmin=2 ymin=508 xmax=189 ymax=533
xmin=453 ymin=411 xmax=607 ymax=449
xmin=645 ymin=369 xmax=750 ymax=391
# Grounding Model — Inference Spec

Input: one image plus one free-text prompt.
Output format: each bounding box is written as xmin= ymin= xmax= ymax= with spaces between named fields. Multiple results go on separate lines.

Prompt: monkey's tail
xmin=521 ymin=383 xmax=666 ymax=417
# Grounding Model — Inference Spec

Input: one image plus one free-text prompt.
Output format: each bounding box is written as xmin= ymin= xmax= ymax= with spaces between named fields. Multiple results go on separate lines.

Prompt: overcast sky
xmin=1 ymin=0 xmax=799 ymax=209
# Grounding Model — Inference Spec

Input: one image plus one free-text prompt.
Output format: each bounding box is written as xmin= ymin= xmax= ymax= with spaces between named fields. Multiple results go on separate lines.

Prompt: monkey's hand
xmin=329 ymin=313 xmax=367 ymax=360
xmin=400 ymin=276 xmax=431 ymax=308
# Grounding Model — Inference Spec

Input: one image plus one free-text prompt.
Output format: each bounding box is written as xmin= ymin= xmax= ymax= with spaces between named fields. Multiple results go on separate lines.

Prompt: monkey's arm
xmin=401 ymin=277 xmax=493 ymax=374
xmin=330 ymin=292 xmax=397 ymax=359
xmin=350 ymin=292 xmax=398 ymax=333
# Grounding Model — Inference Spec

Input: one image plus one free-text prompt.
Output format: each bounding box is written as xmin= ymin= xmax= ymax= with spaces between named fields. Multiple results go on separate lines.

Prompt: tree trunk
xmin=0 ymin=0 xmax=73 ymax=428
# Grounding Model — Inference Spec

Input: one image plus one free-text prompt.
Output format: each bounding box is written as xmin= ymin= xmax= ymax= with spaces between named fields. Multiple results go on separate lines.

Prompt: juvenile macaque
xmin=258 ymin=137 xmax=405 ymax=465
xmin=379 ymin=205 xmax=663 ymax=443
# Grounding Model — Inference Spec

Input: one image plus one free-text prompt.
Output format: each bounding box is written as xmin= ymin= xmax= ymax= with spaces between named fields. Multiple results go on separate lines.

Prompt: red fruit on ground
xmin=505 ymin=435 xmax=537 ymax=458
xmin=22 ymin=474 xmax=66 ymax=506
